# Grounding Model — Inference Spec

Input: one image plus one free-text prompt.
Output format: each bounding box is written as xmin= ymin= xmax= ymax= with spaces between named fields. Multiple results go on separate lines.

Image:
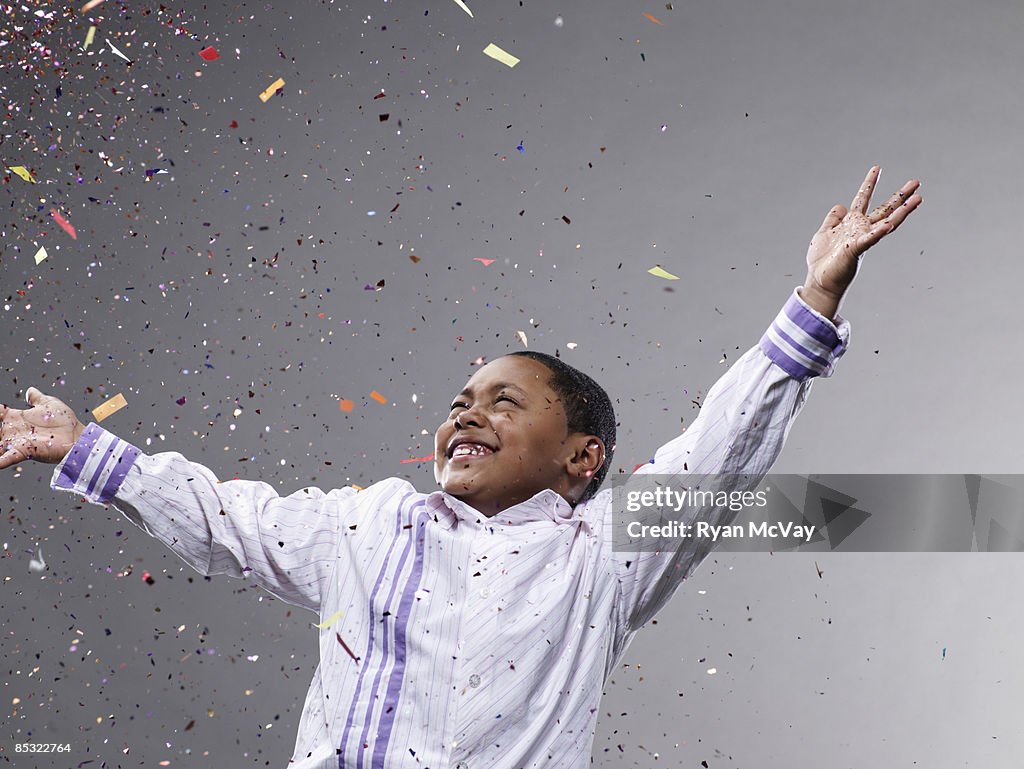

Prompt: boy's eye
xmin=448 ymin=394 xmax=517 ymax=413
xmin=496 ymin=395 xmax=517 ymax=405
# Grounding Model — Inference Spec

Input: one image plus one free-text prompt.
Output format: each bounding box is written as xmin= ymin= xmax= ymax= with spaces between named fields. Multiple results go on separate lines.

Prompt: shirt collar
xmin=425 ymin=488 xmax=583 ymax=528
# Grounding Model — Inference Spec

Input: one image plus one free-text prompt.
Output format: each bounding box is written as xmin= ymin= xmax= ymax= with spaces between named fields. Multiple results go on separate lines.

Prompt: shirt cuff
xmin=758 ymin=287 xmax=850 ymax=380
xmin=50 ymin=422 xmax=142 ymax=504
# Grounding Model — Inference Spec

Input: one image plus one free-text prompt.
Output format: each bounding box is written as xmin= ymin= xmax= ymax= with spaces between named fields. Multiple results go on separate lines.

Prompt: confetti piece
xmin=106 ymin=38 xmax=132 ymax=64
xmin=643 ymin=12 xmax=664 ymax=24
xmin=707 ymin=667 xmax=717 ymax=675
xmin=400 ymin=453 xmax=435 ymax=464
xmin=336 ymin=632 xmax=360 ymax=662
xmin=92 ymin=393 xmax=128 ymax=422
xmin=515 ymin=330 xmax=528 ymax=348
xmin=349 ymin=484 xmax=364 ymax=491
xmin=198 ymin=46 xmax=219 ymax=61
xmin=566 ymin=342 xmax=578 ymax=350
xmin=33 ymin=247 xmax=48 ymax=265
xmin=259 ymin=77 xmax=286 ymax=102
xmin=473 ymin=257 xmax=496 ymax=266
xmin=9 ymin=166 xmax=36 ymax=183
xmin=314 ymin=610 xmax=345 ymax=629
xmin=370 ymin=390 xmax=388 ymax=405
xmin=84 ymin=25 xmax=96 ymax=49
xmin=451 ymin=0 xmax=474 ymax=17
xmin=483 ymin=43 xmax=520 ymax=68
xmin=29 ymin=548 xmax=46 ymax=572
xmin=51 ymin=209 xmax=77 ymax=240
xmin=81 ymin=0 xmax=104 ymax=11
xmin=339 ymin=399 xmax=354 ymax=413
xmin=648 ymin=265 xmax=679 ymax=280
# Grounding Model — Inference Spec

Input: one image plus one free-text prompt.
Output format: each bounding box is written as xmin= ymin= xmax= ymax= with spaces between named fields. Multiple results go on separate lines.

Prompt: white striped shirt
xmin=50 ymin=288 xmax=848 ymax=769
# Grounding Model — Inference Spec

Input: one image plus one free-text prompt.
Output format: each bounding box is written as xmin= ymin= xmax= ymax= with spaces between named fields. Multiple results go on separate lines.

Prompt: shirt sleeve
xmin=612 ymin=287 xmax=850 ymax=634
xmin=49 ymin=423 xmax=357 ymax=614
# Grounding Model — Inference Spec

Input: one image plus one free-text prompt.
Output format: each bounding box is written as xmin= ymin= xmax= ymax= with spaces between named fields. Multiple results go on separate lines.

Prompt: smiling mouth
xmin=449 ymin=444 xmax=496 ymax=461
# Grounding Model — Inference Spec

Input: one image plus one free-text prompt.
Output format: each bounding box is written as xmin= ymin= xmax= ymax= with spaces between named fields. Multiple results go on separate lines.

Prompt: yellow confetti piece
xmin=259 ymin=77 xmax=285 ymax=102
xmin=369 ymin=390 xmax=388 ymax=405
xmin=91 ymin=393 xmax=128 ymax=422
xmin=451 ymin=0 xmax=474 ymax=17
xmin=483 ymin=43 xmax=520 ymax=68
xmin=350 ymin=484 xmax=364 ymax=491
xmin=648 ymin=265 xmax=680 ymax=280
xmin=515 ymin=330 xmax=528 ymax=348
xmin=33 ymin=247 xmax=48 ymax=265
xmin=313 ymin=610 xmax=345 ymax=629
xmin=84 ymin=26 xmax=96 ymax=49
xmin=9 ymin=166 xmax=35 ymax=183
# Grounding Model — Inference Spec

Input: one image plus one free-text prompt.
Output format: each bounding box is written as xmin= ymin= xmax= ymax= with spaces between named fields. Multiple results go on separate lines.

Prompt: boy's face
xmin=434 ymin=355 xmax=590 ymax=517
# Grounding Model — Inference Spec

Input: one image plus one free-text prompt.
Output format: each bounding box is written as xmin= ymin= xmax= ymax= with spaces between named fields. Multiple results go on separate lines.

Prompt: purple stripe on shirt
xmin=52 ymin=422 xmax=103 ymax=490
xmin=770 ymin=321 xmax=831 ymax=370
xmin=371 ymin=509 xmax=430 ymax=768
xmin=759 ymin=334 xmax=814 ymax=380
xmin=783 ymin=292 xmax=841 ymax=348
xmin=337 ymin=492 xmax=417 ymax=768
xmin=85 ymin=438 xmax=120 ymax=499
xmin=356 ymin=499 xmax=425 ymax=769
xmin=99 ymin=442 xmax=142 ymax=502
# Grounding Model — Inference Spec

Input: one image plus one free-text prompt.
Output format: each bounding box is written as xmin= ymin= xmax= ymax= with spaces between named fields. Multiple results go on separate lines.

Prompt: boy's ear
xmin=568 ymin=435 xmax=605 ymax=480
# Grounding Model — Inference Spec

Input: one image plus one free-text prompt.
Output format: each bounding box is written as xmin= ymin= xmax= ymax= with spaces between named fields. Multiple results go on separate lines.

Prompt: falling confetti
xmin=483 ymin=43 xmax=520 ymax=68
xmin=473 ymin=257 xmax=496 ymax=266
xmin=33 ymin=247 xmax=48 ymax=265
xmin=643 ymin=12 xmax=664 ymax=24
xmin=515 ymin=330 xmax=528 ymax=348
xmin=451 ymin=0 xmax=474 ymax=17
xmin=648 ymin=265 xmax=679 ymax=280
xmin=369 ymin=390 xmax=388 ymax=405
xmin=28 ymin=548 xmax=46 ymax=572
xmin=8 ymin=166 xmax=36 ymax=183
xmin=198 ymin=46 xmax=219 ymax=61
xmin=106 ymin=38 xmax=133 ymax=63
xmin=259 ymin=77 xmax=286 ymax=102
xmin=313 ymin=610 xmax=345 ymax=629
xmin=83 ymin=25 xmax=96 ymax=48
xmin=81 ymin=0 xmax=104 ymax=11
xmin=400 ymin=453 xmax=435 ymax=464
xmin=50 ymin=209 xmax=77 ymax=240
xmin=91 ymin=393 xmax=128 ymax=422
xmin=339 ymin=399 xmax=354 ymax=413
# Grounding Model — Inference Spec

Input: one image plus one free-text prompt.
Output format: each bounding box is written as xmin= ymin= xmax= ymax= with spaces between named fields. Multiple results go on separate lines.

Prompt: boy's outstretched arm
xmin=0 ymin=388 xmax=354 ymax=615
xmin=610 ymin=167 xmax=921 ymax=637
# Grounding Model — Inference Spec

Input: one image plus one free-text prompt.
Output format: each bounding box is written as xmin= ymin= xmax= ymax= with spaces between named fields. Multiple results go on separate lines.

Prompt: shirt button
xmin=468 ymin=674 xmax=481 ymax=688
xmin=479 ymin=587 xmax=491 ymax=598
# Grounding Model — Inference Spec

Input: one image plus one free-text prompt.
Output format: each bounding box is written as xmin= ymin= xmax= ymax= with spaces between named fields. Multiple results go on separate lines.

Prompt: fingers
xmin=856 ymin=192 xmax=923 ymax=252
xmin=818 ymin=204 xmax=847 ymax=233
xmin=0 ymin=447 xmax=21 ymax=471
xmin=869 ymin=179 xmax=922 ymax=223
xmin=26 ymin=386 xmax=42 ymax=406
xmin=850 ymin=165 xmax=881 ymax=215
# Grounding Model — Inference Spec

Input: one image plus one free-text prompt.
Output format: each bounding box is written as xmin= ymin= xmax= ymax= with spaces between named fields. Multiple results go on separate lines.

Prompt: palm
xmin=806 ymin=167 xmax=922 ymax=300
xmin=0 ymin=387 xmax=82 ymax=468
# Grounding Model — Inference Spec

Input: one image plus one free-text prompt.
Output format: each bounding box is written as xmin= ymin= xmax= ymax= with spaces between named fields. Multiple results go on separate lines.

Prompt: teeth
xmin=452 ymin=443 xmax=492 ymax=457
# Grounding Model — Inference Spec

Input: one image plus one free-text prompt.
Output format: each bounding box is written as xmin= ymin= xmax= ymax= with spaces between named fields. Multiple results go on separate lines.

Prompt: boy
xmin=1 ymin=167 xmax=921 ymax=769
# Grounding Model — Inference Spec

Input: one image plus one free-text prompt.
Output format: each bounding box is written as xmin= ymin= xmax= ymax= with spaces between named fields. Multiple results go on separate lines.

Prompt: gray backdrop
xmin=2 ymin=0 xmax=1022 ymax=766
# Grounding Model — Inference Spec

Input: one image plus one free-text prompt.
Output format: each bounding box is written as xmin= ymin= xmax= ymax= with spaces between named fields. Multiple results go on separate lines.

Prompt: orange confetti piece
xmin=400 ymin=453 xmax=435 ymax=464
xmin=473 ymin=257 xmax=496 ymax=266
xmin=339 ymin=399 xmax=354 ymax=412
xmin=51 ymin=209 xmax=77 ymax=240
xmin=643 ymin=12 xmax=663 ymax=24
xmin=370 ymin=390 xmax=388 ymax=404
xmin=81 ymin=0 xmax=104 ymax=11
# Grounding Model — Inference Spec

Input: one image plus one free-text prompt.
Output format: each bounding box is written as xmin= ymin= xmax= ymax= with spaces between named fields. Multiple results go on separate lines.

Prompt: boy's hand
xmin=0 ymin=387 xmax=86 ymax=469
xmin=801 ymin=166 xmax=922 ymax=319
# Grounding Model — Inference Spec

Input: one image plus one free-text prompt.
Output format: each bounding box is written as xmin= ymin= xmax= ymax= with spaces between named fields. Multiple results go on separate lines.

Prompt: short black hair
xmin=502 ymin=351 xmax=616 ymax=505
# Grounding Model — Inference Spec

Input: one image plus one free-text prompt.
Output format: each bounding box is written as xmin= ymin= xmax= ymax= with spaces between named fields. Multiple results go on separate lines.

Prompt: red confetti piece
xmin=199 ymin=46 xmax=219 ymax=61
xmin=473 ymin=257 xmax=495 ymax=266
xmin=336 ymin=632 xmax=360 ymax=662
xmin=400 ymin=453 xmax=435 ymax=464
xmin=51 ymin=208 xmax=77 ymax=240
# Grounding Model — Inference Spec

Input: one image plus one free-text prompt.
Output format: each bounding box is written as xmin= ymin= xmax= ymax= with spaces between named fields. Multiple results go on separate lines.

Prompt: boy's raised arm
xmin=610 ymin=167 xmax=922 ymax=637
xmin=1 ymin=388 xmax=354 ymax=615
